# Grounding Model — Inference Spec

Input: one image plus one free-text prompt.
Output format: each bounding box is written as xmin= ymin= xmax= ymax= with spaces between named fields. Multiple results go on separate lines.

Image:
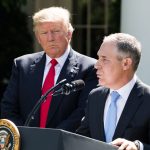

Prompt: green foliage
xmin=0 ymin=0 xmax=33 ymax=98
xmin=1 ymin=0 xmax=27 ymax=11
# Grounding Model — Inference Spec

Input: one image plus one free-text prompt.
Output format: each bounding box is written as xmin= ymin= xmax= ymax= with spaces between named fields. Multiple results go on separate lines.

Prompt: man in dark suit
xmin=0 ymin=7 xmax=98 ymax=132
xmin=76 ymin=33 xmax=150 ymax=150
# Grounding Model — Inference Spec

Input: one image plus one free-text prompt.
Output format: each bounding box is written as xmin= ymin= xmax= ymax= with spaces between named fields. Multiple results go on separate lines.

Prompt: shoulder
xmin=87 ymin=86 xmax=109 ymax=104
xmin=15 ymin=51 xmax=44 ymax=62
xmin=71 ymin=49 xmax=97 ymax=64
xmin=14 ymin=51 xmax=45 ymax=65
xmin=89 ymin=86 xmax=109 ymax=95
xmin=136 ymin=79 xmax=150 ymax=94
xmin=131 ymin=79 xmax=150 ymax=103
xmin=13 ymin=51 xmax=45 ymax=68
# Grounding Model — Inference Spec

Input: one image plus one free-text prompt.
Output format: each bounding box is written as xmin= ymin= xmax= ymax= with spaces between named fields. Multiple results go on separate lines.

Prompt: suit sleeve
xmin=76 ymin=96 xmax=91 ymax=137
xmin=1 ymin=60 xmax=24 ymax=125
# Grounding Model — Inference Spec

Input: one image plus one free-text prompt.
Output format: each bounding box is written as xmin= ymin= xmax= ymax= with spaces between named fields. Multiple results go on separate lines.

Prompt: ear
xmin=67 ymin=31 xmax=72 ymax=41
xmin=122 ymin=57 xmax=132 ymax=70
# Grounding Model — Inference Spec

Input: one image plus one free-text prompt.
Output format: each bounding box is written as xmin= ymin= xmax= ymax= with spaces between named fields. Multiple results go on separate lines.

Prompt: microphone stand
xmin=24 ymin=79 xmax=67 ymax=126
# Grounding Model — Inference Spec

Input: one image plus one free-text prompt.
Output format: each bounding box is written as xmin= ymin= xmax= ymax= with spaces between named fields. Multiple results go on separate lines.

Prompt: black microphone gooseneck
xmin=24 ymin=79 xmax=67 ymax=126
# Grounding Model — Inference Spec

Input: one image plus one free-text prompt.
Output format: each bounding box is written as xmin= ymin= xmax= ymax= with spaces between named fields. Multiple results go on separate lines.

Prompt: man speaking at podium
xmin=1 ymin=7 xmax=97 ymax=132
xmin=77 ymin=33 xmax=150 ymax=150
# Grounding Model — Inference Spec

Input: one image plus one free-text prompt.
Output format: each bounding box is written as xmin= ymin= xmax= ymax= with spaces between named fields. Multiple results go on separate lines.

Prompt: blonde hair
xmin=33 ymin=7 xmax=74 ymax=32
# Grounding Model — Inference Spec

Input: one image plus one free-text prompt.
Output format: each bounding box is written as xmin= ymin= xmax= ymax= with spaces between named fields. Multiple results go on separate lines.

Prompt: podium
xmin=18 ymin=126 xmax=117 ymax=150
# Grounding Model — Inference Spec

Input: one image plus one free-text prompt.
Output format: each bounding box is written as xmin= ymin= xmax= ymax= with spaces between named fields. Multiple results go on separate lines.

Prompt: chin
xmin=99 ymin=82 xmax=104 ymax=87
xmin=99 ymin=80 xmax=107 ymax=87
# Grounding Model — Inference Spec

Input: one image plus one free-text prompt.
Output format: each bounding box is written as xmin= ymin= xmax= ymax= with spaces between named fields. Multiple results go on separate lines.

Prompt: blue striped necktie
xmin=105 ymin=91 xmax=120 ymax=142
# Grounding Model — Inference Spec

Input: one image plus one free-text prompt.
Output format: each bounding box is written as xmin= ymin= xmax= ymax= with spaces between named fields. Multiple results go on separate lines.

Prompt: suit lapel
xmin=46 ymin=49 xmax=79 ymax=125
xmin=57 ymin=49 xmax=79 ymax=83
xmin=113 ymin=80 xmax=144 ymax=139
xmin=28 ymin=52 xmax=46 ymax=125
xmin=29 ymin=52 xmax=46 ymax=101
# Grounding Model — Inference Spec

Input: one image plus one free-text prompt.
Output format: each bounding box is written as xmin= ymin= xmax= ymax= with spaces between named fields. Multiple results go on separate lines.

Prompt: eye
xmin=52 ymin=30 xmax=62 ymax=35
xmin=40 ymin=31 xmax=48 ymax=35
xmin=98 ymin=57 xmax=110 ymax=65
xmin=53 ymin=30 xmax=60 ymax=33
xmin=103 ymin=58 xmax=109 ymax=63
xmin=103 ymin=58 xmax=108 ymax=62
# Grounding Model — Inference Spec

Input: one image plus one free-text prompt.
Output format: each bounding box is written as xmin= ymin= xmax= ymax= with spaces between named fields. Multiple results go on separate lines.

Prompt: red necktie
xmin=40 ymin=59 xmax=58 ymax=128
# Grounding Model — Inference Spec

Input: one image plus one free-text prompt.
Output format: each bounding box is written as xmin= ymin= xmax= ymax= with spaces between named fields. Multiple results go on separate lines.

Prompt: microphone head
xmin=60 ymin=79 xmax=85 ymax=95
xmin=71 ymin=80 xmax=85 ymax=91
xmin=53 ymin=79 xmax=85 ymax=96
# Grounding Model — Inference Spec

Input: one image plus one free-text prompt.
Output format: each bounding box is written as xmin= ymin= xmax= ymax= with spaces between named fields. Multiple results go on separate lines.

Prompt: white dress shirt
xmin=42 ymin=45 xmax=70 ymax=86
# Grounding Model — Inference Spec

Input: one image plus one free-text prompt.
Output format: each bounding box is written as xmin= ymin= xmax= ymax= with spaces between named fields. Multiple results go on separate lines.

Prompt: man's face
xmin=95 ymin=42 xmax=126 ymax=89
xmin=35 ymin=21 xmax=72 ymax=58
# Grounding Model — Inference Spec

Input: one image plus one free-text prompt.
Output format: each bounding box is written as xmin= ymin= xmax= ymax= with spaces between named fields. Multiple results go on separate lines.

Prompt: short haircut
xmin=103 ymin=33 xmax=141 ymax=71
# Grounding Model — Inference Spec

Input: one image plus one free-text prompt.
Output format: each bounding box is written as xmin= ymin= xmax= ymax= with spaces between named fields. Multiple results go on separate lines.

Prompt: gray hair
xmin=32 ymin=7 xmax=74 ymax=32
xmin=103 ymin=33 xmax=141 ymax=71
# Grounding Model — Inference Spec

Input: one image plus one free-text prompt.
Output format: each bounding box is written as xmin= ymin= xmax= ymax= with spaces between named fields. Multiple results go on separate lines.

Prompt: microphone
xmin=53 ymin=79 xmax=85 ymax=96
xmin=24 ymin=79 xmax=67 ymax=126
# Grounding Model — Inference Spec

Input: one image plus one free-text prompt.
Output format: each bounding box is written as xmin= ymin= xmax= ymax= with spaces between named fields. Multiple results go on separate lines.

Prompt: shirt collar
xmin=110 ymin=74 xmax=137 ymax=100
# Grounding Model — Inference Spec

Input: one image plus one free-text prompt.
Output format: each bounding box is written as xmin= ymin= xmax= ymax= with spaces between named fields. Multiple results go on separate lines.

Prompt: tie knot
xmin=110 ymin=91 xmax=120 ymax=102
xmin=50 ymin=59 xmax=58 ymax=66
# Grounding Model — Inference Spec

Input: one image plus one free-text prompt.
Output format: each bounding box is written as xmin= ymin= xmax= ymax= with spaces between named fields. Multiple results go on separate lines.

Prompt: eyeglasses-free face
xmin=95 ymin=41 xmax=133 ymax=89
xmin=35 ymin=21 xmax=72 ymax=58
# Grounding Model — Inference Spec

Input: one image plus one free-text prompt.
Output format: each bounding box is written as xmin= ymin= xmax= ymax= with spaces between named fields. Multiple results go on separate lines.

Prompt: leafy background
xmin=0 ymin=0 xmax=33 ymax=99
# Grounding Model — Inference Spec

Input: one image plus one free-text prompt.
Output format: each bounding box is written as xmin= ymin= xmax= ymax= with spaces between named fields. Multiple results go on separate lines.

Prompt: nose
xmin=47 ymin=32 xmax=54 ymax=41
xmin=95 ymin=60 xmax=102 ymax=70
xmin=94 ymin=60 xmax=99 ymax=69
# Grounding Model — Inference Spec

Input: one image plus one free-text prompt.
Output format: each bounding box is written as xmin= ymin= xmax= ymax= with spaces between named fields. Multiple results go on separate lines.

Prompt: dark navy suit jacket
xmin=77 ymin=80 xmax=150 ymax=150
xmin=1 ymin=48 xmax=98 ymax=132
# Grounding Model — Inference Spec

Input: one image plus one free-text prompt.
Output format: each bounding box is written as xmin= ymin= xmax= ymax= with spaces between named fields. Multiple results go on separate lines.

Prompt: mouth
xmin=97 ymin=76 xmax=101 ymax=80
xmin=48 ymin=44 xmax=56 ymax=47
xmin=47 ymin=45 xmax=58 ymax=50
